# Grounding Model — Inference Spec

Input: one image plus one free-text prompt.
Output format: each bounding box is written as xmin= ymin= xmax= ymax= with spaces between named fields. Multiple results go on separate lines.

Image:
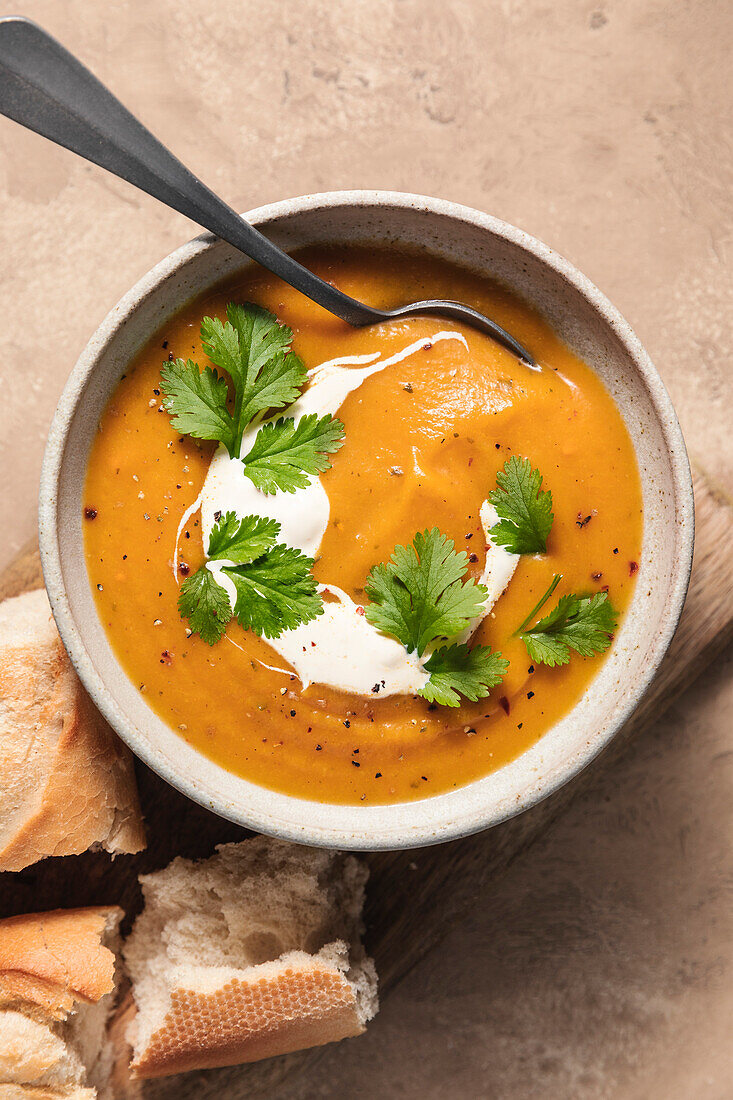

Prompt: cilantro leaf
xmin=236 ymin=347 xmax=308 ymax=437
xmin=489 ymin=455 xmax=553 ymax=554
xmin=200 ymin=303 xmax=307 ymax=451
xmin=162 ymin=303 xmax=342 ymax=502
xmin=197 ymin=313 xmax=243 ymax=386
xmin=224 ymin=544 xmax=322 ymax=639
xmin=163 ymin=304 xmax=308 ymax=461
xmin=202 ymin=303 xmax=293 ymax=392
xmin=160 ymin=359 xmax=235 ymax=453
xmin=178 ymin=567 xmax=232 ymax=645
xmin=421 ymin=643 xmax=508 ymax=707
xmin=241 ymin=414 xmax=345 ymax=494
xmin=207 ymin=511 xmax=280 ymax=564
xmin=178 ymin=513 xmax=321 ymax=643
xmin=364 ymin=528 xmax=487 ymax=656
xmin=521 ymin=590 xmax=617 ymax=667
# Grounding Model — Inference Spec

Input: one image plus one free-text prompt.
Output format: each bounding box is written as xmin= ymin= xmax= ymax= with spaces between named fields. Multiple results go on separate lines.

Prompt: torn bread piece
xmin=0 ymin=588 xmax=145 ymax=872
xmin=124 ymin=837 xmax=379 ymax=1078
xmin=0 ymin=907 xmax=123 ymax=1099
xmin=0 ymin=1011 xmax=95 ymax=1098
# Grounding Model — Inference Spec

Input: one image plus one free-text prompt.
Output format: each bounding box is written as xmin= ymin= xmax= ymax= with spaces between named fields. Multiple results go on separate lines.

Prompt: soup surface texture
xmin=84 ymin=247 xmax=642 ymax=804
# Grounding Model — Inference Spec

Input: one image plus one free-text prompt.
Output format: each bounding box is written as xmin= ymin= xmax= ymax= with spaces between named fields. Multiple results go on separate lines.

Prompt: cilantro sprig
xmin=179 ymin=511 xmax=322 ymax=645
xmin=364 ymin=528 xmax=507 ymax=707
xmin=227 ymin=543 xmax=322 ymax=638
xmin=489 ymin=455 xmax=553 ymax=554
xmin=199 ymin=303 xmax=306 ymax=453
xmin=517 ymin=573 xmax=617 ymax=667
xmin=178 ymin=568 xmax=232 ymax=647
xmin=422 ymin=643 xmax=508 ymax=707
xmin=161 ymin=302 xmax=344 ymax=493
xmin=241 ymin=413 xmax=345 ymax=495
xmin=365 ymin=529 xmax=487 ymax=654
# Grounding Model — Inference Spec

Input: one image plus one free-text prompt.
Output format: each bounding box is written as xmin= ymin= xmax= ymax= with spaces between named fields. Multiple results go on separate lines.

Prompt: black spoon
xmin=0 ymin=16 xmax=536 ymax=367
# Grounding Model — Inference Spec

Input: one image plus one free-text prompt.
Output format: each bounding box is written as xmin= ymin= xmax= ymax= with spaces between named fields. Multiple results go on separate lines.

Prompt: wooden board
xmin=1 ymin=469 xmax=732 ymax=1097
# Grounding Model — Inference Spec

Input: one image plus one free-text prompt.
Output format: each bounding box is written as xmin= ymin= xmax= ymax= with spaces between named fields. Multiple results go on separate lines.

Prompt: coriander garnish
xmin=160 ymin=302 xmax=344 ymax=492
xmin=162 ymin=302 xmax=346 ymax=645
xmin=364 ymin=528 xmax=507 ymax=707
xmin=178 ymin=511 xmax=322 ymax=645
xmin=421 ymin=642 xmax=509 ymax=708
xmin=177 ymin=568 xmax=232 ymax=646
xmin=241 ymin=412 xmax=345 ymax=495
xmin=488 ymin=455 xmax=554 ymax=554
xmin=518 ymin=588 xmax=617 ymax=667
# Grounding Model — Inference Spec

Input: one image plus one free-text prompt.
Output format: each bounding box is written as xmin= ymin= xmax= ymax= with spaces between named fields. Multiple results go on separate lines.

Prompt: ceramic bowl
xmin=39 ymin=191 xmax=694 ymax=850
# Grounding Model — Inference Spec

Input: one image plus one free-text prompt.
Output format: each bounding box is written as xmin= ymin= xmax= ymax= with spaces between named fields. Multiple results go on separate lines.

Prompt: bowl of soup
xmin=39 ymin=191 xmax=693 ymax=849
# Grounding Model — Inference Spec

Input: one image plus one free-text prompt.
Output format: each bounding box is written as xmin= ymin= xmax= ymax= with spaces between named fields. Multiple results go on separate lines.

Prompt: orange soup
xmin=84 ymin=247 xmax=642 ymax=804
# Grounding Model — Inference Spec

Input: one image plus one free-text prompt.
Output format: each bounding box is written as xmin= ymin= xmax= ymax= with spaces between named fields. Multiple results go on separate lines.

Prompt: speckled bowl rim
xmin=39 ymin=190 xmax=694 ymax=850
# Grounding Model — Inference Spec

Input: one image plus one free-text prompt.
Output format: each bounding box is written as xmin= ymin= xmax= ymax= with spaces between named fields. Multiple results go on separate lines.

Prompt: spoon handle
xmin=0 ymin=16 xmax=379 ymax=325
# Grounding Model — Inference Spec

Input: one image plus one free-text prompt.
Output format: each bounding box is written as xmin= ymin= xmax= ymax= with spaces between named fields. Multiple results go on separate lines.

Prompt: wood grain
xmin=1 ymin=470 xmax=731 ymax=1098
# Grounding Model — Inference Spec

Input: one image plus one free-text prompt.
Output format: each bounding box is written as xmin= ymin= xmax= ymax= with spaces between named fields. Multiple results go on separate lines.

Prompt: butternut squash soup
xmin=84 ymin=247 xmax=642 ymax=805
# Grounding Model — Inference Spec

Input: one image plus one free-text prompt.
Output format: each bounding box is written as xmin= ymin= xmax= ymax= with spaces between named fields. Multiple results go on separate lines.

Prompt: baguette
xmin=0 ymin=589 xmax=145 ymax=872
xmin=0 ymin=907 xmax=122 ymax=1099
xmin=124 ymin=837 xmax=378 ymax=1077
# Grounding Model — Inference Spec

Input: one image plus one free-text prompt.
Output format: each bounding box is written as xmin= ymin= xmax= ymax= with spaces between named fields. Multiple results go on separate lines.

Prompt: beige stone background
xmin=0 ymin=0 xmax=731 ymax=1096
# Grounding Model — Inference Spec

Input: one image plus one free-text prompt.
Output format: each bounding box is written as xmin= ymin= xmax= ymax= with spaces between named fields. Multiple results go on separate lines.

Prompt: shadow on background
xmin=277 ymin=646 xmax=733 ymax=1100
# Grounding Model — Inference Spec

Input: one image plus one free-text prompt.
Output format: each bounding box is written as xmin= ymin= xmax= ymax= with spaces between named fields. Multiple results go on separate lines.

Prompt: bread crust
xmin=0 ymin=589 xmax=145 ymax=872
xmin=131 ymin=954 xmax=365 ymax=1078
xmin=0 ymin=907 xmax=122 ymax=1020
